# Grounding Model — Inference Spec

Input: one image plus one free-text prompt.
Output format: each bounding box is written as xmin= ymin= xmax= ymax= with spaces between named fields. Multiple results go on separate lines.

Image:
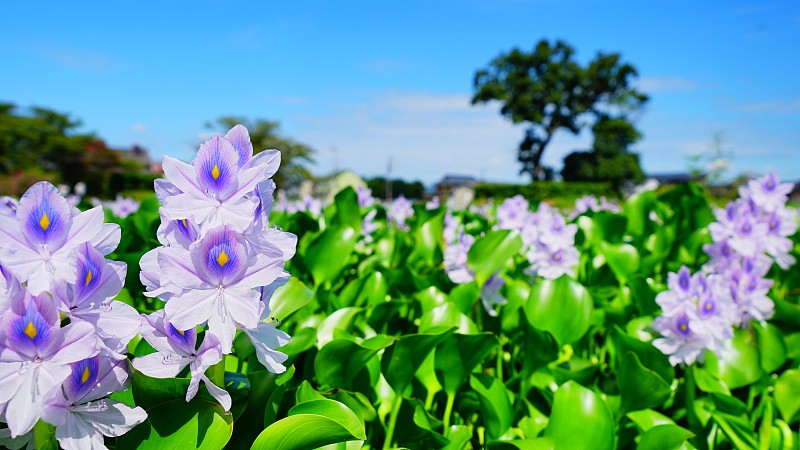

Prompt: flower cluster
xmin=92 ymin=194 xmax=141 ymax=219
xmin=569 ymin=195 xmax=621 ymax=220
xmin=652 ymin=267 xmax=736 ymax=366
xmin=388 ymin=195 xmax=414 ymax=231
xmin=704 ymin=173 xmax=796 ymax=324
xmin=495 ymin=195 xmax=579 ymax=280
xmin=0 ymin=181 xmax=146 ymax=445
xmin=138 ymin=125 xmax=296 ymax=411
xmin=274 ymin=194 xmax=323 ymax=216
xmin=653 ymin=173 xmax=797 ymax=366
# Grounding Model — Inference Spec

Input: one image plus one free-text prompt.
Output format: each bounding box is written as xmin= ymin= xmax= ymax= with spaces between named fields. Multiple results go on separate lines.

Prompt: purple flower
xmin=42 ymin=356 xmax=146 ymax=450
xmin=480 ymin=274 xmax=507 ymax=317
xmin=361 ymin=209 xmax=378 ymax=243
xmin=426 ymin=196 xmax=440 ymax=210
xmin=357 ymin=186 xmax=375 ymax=208
xmin=444 ymin=229 xmax=475 ymax=284
xmin=104 ymin=195 xmax=140 ymax=219
xmin=525 ymin=244 xmax=579 ymax=280
xmin=160 ymin=134 xmax=275 ymax=235
xmin=0 ymin=291 xmax=99 ymax=436
xmin=496 ymin=195 xmax=530 ymax=233
xmin=388 ymin=196 xmax=413 ymax=231
xmin=652 ymin=312 xmax=709 ymax=366
xmin=132 ymin=311 xmax=231 ymax=410
xmin=155 ymin=226 xmax=286 ymax=352
xmin=242 ymin=304 xmax=291 ymax=374
xmin=0 ymin=182 xmax=118 ymax=295
xmin=0 ymin=196 xmax=18 ymax=218
xmin=740 ymin=172 xmax=794 ymax=213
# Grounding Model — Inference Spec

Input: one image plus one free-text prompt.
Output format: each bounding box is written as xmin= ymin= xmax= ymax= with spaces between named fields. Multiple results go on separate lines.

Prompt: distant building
xmin=312 ymin=170 xmax=367 ymax=202
xmin=435 ymin=175 xmax=477 ymax=199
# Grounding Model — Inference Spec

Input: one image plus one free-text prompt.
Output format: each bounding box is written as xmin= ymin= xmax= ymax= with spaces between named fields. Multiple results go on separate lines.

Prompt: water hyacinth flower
xmin=569 ymin=195 xmax=621 ymax=219
xmin=357 ymin=185 xmax=375 ymax=207
xmin=0 ymin=181 xmax=119 ymax=295
xmin=0 ymin=291 xmax=99 ymax=436
xmin=0 ymin=196 xmax=17 ymax=218
xmin=132 ymin=311 xmax=231 ymax=411
xmin=361 ymin=209 xmax=378 ymax=243
xmin=104 ymin=194 xmax=140 ymax=219
xmin=42 ymin=357 xmax=147 ymax=450
xmin=242 ymin=302 xmax=291 ymax=374
xmin=653 ymin=266 xmax=736 ymax=366
xmin=496 ymin=195 xmax=530 ymax=233
xmin=155 ymin=226 xmax=286 ymax=353
xmin=388 ymin=196 xmax=413 ymax=231
xmin=426 ymin=196 xmax=440 ymax=210
xmin=443 ymin=226 xmax=507 ymax=316
xmin=740 ymin=172 xmax=794 ymax=213
xmin=160 ymin=134 xmax=278 ymax=235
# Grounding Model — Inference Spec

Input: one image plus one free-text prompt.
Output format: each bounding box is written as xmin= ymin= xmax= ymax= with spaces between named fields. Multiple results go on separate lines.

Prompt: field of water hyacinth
xmin=0 ymin=125 xmax=798 ymax=450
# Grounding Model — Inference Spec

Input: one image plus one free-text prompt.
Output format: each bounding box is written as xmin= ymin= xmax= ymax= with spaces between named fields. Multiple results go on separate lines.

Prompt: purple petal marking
xmin=194 ymin=135 xmax=238 ymax=197
xmin=193 ymin=226 xmax=246 ymax=284
xmin=73 ymin=243 xmax=104 ymax=301
xmin=224 ymin=124 xmax=253 ymax=168
xmin=7 ymin=296 xmax=55 ymax=358
xmin=64 ymin=356 xmax=100 ymax=404
xmin=17 ymin=181 xmax=71 ymax=248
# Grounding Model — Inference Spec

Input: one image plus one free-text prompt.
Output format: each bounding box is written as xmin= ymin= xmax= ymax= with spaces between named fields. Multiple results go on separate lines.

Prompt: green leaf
xmin=705 ymin=328 xmax=765 ymax=389
xmin=628 ymin=274 xmax=659 ymax=316
xmin=619 ymin=351 xmax=672 ymax=413
xmin=251 ymin=399 xmax=366 ymax=450
xmin=131 ymin=369 xmax=190 ymax=410
xmin=419 ymin=302 xmax=479 ymax=335
xmin=753 ymin=321 xmax=787 ymax=373
xmin=434 ymin=333 xmax=499 ymax=395
xmin=33 ymin=420 xmax=58 ymax=450
xmin=544 ymin=381 xmax=614 ymax=450
xmin=775 ymin=369 xmax=800 ymax=423
xmin=470 ymin=374 xmax=514 ymax=440
xmin=270 ymin=278 xmax=314 ymax=321
xmin=305 ymin=225 xmax=357 ymax=286
xmin=711 ymin=410 xmax=758 ymax=449
xmin=626 ymin=409 xmax=676 ymax=432
xmin=410 ymin=211 xmax=444 ymax=263
xmin=486 ymin=438 xmax=555 ymax=450
xmin=332 ymin=187 xmax=361 ymax=234
xmin=636 ymin=424 xmax=694 ymax=450
xmin=599 ymin=242 xmax=640 ymax=283
xmin=467 ymin=229 xmax=522 ymax=285
xmin=117 ymin=398 xmax=232 ymax=450
xmin=526 ymin=275 xmax=593 ymax=346
xmin=609 ymin=327 xmax=674 ymax=384
xmin=381 ymin=327 xmax=456 ymax=396
xmin=316 ymin=307 xmax=363 ymax=349
xmin=315 ymin=335 xmax=395 ymax=389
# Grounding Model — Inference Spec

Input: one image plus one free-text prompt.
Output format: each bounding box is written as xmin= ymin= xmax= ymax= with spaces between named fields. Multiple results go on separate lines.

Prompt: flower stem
xmin=443 ymin=391 xmax=456 ymax=432
xmin=383 ymin=394 xmax=403 ymax=449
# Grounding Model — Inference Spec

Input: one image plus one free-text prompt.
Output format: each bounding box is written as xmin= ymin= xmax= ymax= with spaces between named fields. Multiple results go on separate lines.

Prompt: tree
xmin=209 ymin=117 xmax=315 ymax=189
xmin=471 ymin=39 xmax=648 ymax=180
xmin=561 ymin=117 xmax=645 ymax=189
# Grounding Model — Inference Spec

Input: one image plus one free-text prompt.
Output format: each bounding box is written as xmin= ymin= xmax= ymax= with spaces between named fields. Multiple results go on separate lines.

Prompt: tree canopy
xmin=208 ymin=117 xmax=315 ymax=189
xmin=561 ymin=116 xmax=645 ymax=189
xmin=472 ymin=39 xmax=648 ymax=181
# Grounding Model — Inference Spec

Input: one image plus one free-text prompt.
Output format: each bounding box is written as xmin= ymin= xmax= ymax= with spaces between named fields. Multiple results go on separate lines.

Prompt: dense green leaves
xmin=251 ymin=399 xmax=366 ymax=450
xmin=118 ymin=399 xmax=233 ymax=450
xmin=544 ymin=381 xmax=614 ymax=450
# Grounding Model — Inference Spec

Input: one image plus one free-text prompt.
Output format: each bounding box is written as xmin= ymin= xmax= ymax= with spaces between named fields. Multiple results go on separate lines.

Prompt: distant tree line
xmin=366 ymin=177 xmax=425 ymax=200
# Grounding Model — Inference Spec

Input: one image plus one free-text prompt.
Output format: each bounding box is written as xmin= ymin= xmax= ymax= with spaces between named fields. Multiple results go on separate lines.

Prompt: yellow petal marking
xmin=211 ymin=165 xmax=221 ymax=180
xmin=85 ymin=270 xmax=93 ymax=286
xmin=39 ymin=212 xmax=50 ymax=230
xmin=81 ymin=366 xmax=91 ymax=383
xmin=216 ymin=250 xmax=229 ymax=267
xmin=24 ymin=321 xmax=37 ymax=339
xmin=177 ymin=329 xmax=185 ymax=335
xmin=181 ymin=219 xmax=188 ymax=229
xmin=679 ymin=323 xmax=688 ymax=332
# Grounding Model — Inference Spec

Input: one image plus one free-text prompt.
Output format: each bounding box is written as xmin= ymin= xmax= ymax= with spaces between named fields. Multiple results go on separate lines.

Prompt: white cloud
xmin=15 ymin=39 xmax=132 ymax=72
xmin=637 ymin=76 xmax=699 ymax=93
xmin=732 ymin=99 xmax=800 ymax=114
xmin=362 ymin=58 xmax=411 ymax=71
xmin=131 ymin=123 xmax=147 ymax=132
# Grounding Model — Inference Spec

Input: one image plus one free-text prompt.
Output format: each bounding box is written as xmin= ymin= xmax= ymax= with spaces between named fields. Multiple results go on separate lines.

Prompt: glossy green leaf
xmin=619 ymin=351 xmax=672 ymax=413
xmin=705 ymin=328 xmax=765 ymax=389
xmin=467 ymin=229 xmax=522 ymax=285
xmin=711 ymin=410 xmax=758 ymax=449
xmin=600 ymin=242 xmax=640 ymax=282
xmin=486 ymin=438 xmax=555 ymax=450
xmin=636 ymin=424 xmax=694 ymax=450
xmin=470 ymin=374 xmax=514 ymax=440
xmin=410 ymin=211 xmax=444 ymax=263
xmin=251 ymin=399 xmax=366 ymax=450
xmin=434 ymin=333 xmax=499 ymax=395
xmin=305 ymin=225 xmax=357 ymax=286
xmin=775 ymin=369 xmax=800 ymax=423
xmin=332 ymin=187 xmax=361 ymax=234
xmin=626 ymin=409 xmax=676 ymax=432
xmin=315 ymin=335 xmax=395 ymax=389
xmin=381 ymin=327 xmax=456 ymax=396
xmin=117 ymin=399 xmax=232 ymax=450
xmin=753 ymin=321 xmax=787 ymax=373
xmin=419 ymin=302 xmax=479 ymax=334
xmin=316 ymin=306 xmax=363 ymax=349
xmin=270 ymin=278 xmax=314 ymax=322
xmin=526 ymin=275 xmax=593 ymax=346
xmin=609 ymin=327 xmax=674 ymax=384
xmin=544 ymin=381 xmax=614 ymax=450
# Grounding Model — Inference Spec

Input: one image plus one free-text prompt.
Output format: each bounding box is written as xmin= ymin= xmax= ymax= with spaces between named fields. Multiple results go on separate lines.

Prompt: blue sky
xmin=2 ymin=1 xmax=799 ymax=186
